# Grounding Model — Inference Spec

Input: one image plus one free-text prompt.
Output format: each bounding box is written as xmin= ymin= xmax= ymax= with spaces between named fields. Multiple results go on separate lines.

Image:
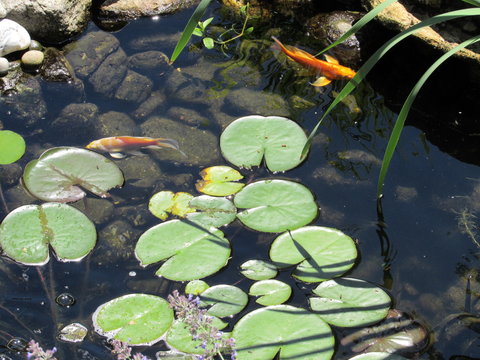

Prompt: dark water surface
xmin=1 ymin=3 xmax=479 ymax=359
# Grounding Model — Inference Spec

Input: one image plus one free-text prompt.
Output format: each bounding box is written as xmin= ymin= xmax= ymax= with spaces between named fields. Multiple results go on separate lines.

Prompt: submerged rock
xmin=94 ymin=220 xmax=141 ymax=264
xmin=88 ymin=48 xmax=128 ymax=97
xmin=132 ymin=90 xmax=167 ymax=120
xmin=94 ymin=111 xmax=137 ymax=138
xmin=167 ymin=106 xmax=210 ymax=127
xmin=127 ymin=50 xmax=172 ymax=74
xmin=0 ymin=19 xmax=30 ymax=56
xmin=51 ymin=103 xmax=98 ymax=142
xmin=0 ymin=163 xmax=22 ymax=186
xmin=114 ymin=70 xmax=153 ymax=103
xmin=98 ymin=0 xmax=198 ymax=20
xmin=40 ymin=47 xmax=76 ymax=82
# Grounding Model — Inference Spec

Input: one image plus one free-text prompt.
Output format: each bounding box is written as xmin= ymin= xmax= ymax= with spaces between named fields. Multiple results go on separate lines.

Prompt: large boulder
xmin=0 ymin=0 xmax=91 ymax=43
xmin=98 ymin=0 xmax=198 ymax=20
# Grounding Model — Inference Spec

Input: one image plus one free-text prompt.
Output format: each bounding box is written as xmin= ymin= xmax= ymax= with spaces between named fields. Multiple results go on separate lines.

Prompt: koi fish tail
xmin=154 ymin=138 xmax=180 ymax=150
xmin=271 ymin=36 xmax=288 ymax=53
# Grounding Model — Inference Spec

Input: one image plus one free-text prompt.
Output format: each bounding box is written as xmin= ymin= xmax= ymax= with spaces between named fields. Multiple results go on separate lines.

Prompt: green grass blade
xmin=302 ymin=7 xmax=480 ymax=159
xmin=463 ymin=0 xmax=480 ymax=6
xmin=315 ymin=0 xmax=398 ymax=57
xmin=376 ymin=34 xmax=480 ymax=198
xmin=170 ymin=0 xmax=213 ymax=63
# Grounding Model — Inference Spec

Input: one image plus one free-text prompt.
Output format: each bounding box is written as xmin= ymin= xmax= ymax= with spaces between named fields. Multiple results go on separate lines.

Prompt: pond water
xmin=1 ymin=2 xmax=479 ymax=359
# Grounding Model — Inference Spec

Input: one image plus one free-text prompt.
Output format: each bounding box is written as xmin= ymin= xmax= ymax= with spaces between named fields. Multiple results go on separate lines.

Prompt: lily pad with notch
xmin=240 ymin=259 xmax=278 ymax=280
xmin=269 ymin=226 xmax=357 ymax=282
xmin=0 ymin=130 xmax=26 ymax=165
xmin=234 ymin=180 xmax=318 ymax=233
xmin=195 ymin=165 xmax=245 ymax=196
xmin=249 ymin=280 xmax=292 ymax=306
xmin=135 ymin=219 xmax=231 ymax=281
xmin=149 ymin=191 xmax=195 ymax=220
xmin=92 ymin=293 xmax=173 ymax=345
xmin=23 ymin=147 xmax=124 ymax=202
xmin=220 ymin=115 xmax=308 ymax=172
xmin=199 ymin=284 xmax=248 ymax=317
xmin=232 ymin=305 xmax=335 ymax=360
xmin=0 ymin=203 xmax=96 ymax=265
xmin=186 ymin=195 xmax=237 ymax=227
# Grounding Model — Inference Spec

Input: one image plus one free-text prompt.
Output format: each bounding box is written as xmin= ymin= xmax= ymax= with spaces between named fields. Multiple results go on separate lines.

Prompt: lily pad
xmin=220 ymin=115 xmax=308 ymax=172
xmin=309 ymin=278 xmax=391 ymax=327
xmin=186 ymin=195 xmax=236 ymax=227
xmin=249 ymin=280 xmax=292 ymax=306
xmin=149 ymin=191 xmax=195 ymax=220
xmin=232 ymin=305 xmax=335 ymax=360
xmin=185 ymin=280 xmax=209 ymax=295
xmin=269 ymin=226 xmax=357 ymax=282
xmin=0 ymin=130 xmax=25 ymax=164
xmin=200 ymin=285 xmax=248 ymax=317
xmin=195 ymin=166 xmax=245 ymax=196
xmin=348 ymin=353 xmax=409 ymax=360
xmin=92 ymin=293 xmax=173 ymax=345
xmin=240 ymin=259 xmax=278 ymax=280
xmin=23 ymin=147 xmax=124 ymax=202
xmin=234 ymin=180 xmax=318 ymax=233
xmin=0 ymin=203 xmax=96 ymax=265
xmin=135 ymin=220 xmax=231 ymax=281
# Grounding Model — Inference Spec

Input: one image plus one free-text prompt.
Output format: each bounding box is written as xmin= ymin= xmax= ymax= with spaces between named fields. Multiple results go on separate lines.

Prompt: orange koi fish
xmin=272 ymin=36 xmax=356 ymax=87
xmin=86 ymin=136 xmax=182 ymax=158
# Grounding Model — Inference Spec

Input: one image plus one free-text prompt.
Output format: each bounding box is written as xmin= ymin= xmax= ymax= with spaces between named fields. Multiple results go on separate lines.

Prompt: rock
xmin=0 ymin=19 xmax=30 ymax=56
xmin=71 ymin=197 xmax=115 ymax=225
xmin=127 ymin=50 xmax=171 ymax=74
xmin=115 ymin=204 xmax=154 ymax=227
xmin=116 ymin=155 xmax=166 ymax=189
xmin=4 ymin=184 xmax=38 ymax=210
xmin=50 ymin=103 xmax=98 ymax=143
xmin=0 ymin=163 xmax=22 ymax=186
xmin=114 ymin=70 xmax=153 ymax=103
xmin=28 ymin=40 xmax=43 ymax=51
xmin=140 ymin=116 xmax=221 ymax=166
xmin=94 ymin=111 xmax=137 ymax=138
xmin=21 ymin=50 xmax=44 ymax=70
xmin=99 ymin=0 xmax=199 ymax=20
xmin=132 ymin=90 xmax=167 ymax=120
xmin=64 ymin=31 xmax=120 ymax=79
xmin=0 ymin=57 xmax=8 ymax=76
xmin=167 ymin=106 xmax=210 ymax=127
xmin=40 ymin=47 xmax=75 ymax=82
xmin=2 ymin=0 xmax=91 ymax=44
xmin=93 ymin=220 xmax=140 ymax=264
xmin=128 ymin=32 xmax=181 ymax=51
xmin=88 ymin=48 xmax=128 ymax=97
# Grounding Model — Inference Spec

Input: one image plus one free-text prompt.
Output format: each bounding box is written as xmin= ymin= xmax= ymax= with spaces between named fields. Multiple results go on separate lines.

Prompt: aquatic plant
xmin=0 ymin=130 xmax=25 ymax=165
xmin=455 ymin=208 xmax=480 ymax=248
xmin=26 ymin=340 xmax=57 ymax=360
xmin=303 ymin=0 xmax=480 ymax=198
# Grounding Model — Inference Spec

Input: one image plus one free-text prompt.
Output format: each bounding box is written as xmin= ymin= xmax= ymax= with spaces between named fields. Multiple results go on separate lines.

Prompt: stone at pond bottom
xmin=0 ymin=19 xmax=31 ymax=56
xmin=21 ymin=50 xmax=45 ymax=70
xmin=0 ymin=57 xmax=8 ymax=76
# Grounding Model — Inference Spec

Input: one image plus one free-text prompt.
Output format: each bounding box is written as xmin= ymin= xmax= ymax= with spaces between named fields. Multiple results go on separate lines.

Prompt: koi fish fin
xmin=311 ymin=76 xmax=332 ymax=87
xmin=324 ymin=54 xmax=339 ymax=64
xmin=154 ymin=138 xmax=180 ymax=151
xmin=127 ymin=150 xmax=145 ymax=156
xmin=110 ymin=152 xmax=127 ymax=159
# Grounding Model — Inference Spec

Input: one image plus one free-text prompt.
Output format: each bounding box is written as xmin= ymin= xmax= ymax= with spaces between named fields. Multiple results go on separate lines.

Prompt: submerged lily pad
xmin=309 ymin=278 xmax=391 ymax=327
xmin=186 ymin=195 xmax=237 ymax=227
xmin=195 ymin=166 xmax=245 ymax=196
xmin=149 ymin=191 xmax=195 ymax=220
xmin=232 ymin=305 xmax=335 ymax=360
xmin=234 ymin=180 xmax=318 ymax=233
xmin=200 ymin=285 xmax=248 ymax=317
xmin=269 ymin=226 xmax=357 ymax=282
xmin=0 ymin=130 xmax=26 ymax=164
xmin=135 ymin=220 xmax=231 ymax=281
xmin=240 ymin=259 xmax=278 ymax=280
xmin=220 ymin=115 xmax=308 ymax=172
xmin=0 ymin=203 xmax=96 ymax=265
xmin=23 ymin=147 xmax=124 ymax=202
xmin=92 ymin=293 xmax=173 ymax=345
xmin=249 ymin=280 xmax=292 ymax=306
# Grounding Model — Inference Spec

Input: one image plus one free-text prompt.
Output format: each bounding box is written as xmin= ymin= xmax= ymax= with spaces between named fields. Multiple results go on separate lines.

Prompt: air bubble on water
xmin=56 ymin=293 xmax=76 ymax=307
xmin=6 ymin=338 xmax=27 ymax=351
xmin=129 ymin=271 xmax=137 ymax=277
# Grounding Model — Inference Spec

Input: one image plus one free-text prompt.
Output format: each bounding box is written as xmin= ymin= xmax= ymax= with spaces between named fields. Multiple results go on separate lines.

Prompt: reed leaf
xmin=377 ymin=34 xmax=480 ymax=197
xmin=315 ymin=0 xmax=398 ymax=57
xmin=170 ymin=0 xmax=213 ymax=63
xmin=302 ymin=7 xmax=480 ymax=159
xmin=463 ymin=0 xmax=480 ymax=6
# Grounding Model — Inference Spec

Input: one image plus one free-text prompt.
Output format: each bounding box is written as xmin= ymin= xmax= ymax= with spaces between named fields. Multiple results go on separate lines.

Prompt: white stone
xmin=0 ymin=56 xmax=8 ymax=74
xmin=0 ymin=19 xmax=31 ymax=56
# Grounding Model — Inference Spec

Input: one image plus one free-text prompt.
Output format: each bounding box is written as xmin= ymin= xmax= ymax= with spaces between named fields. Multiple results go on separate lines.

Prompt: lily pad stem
xmin=0 ymin=181 xmax=9 ymax=219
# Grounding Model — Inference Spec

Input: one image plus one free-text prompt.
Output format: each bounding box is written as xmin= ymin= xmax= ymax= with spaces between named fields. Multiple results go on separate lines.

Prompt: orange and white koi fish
xmin=271 ymin=36 xmax=357 ymax=87
xmin=86 ymin=136 xmax=182 ymax=158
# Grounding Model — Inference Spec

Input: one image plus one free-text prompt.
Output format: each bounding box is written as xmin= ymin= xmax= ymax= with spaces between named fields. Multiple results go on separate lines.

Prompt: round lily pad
xmin=232 ymin=305 xmax=335 ymax=360
xmin=92 ymin=293 xmax=173 ymax=345
xmin=240 ymin=259 xmax=278 ymax=280
xmin=135 ymin=220 xmax=231 ymax=281
xmin=0 ymin=130 xmax=25 ymax=164
xmin=309 ymin=278 xmax=391 ymax=327
xmin=149 ymin=191 xmax=175 ymax=220
xmin=195 ymin=166 xmax=245 ymax=196
xmin=185 ymin=280 xmax=209 ymax=295
xmin=249 ymin=280 xmax=292 ymax=306
xmin=0 ymin=203 xmax=96 ymax=265
xmin=200 ymin=285 xmax=248 ymax=317
xmin=234 ymin=180 xmax=318 ymax=233
xmin=269 ymin=226 xmax=357 ymax=282
xmin=186 ymin=195 xmax=237 ymax=227
xmin=220 ymin=115 xmax=308 ymax=172
xmin=23 ymin=147 xmax=124 ymax=202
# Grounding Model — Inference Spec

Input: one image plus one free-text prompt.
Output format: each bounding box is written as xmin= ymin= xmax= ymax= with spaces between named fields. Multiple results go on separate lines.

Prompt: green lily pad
xmin=0 ymin=130 xmax=26 ymax=164
xmin=249 ymin=280 xmax=292 ymax=306
xmin=240 ymin=259 xmax=278 ymax=280
xmin=149 ymin=191 xmax=195 ymax=220
xmin=92 ymin=293 xmax=173 ymax=345
xmin=234 ymin=180 xmax=318 ymax=233
xmin=166 ymin=317 xmax=228 ymax=355
xmin=220 ymin=115 xmax=308 ymax=172
xmin=309 ymin=278 xmax=391 ymax=327
xmin=186 ymin=195 xmax=236 ymax=227
xmin=195 ymin=166 xmax=245 ymax=196
xmin=200 ymin=285 xmax=248 ymax=317
xmin=348 ymin=353 xmax=409 ymax=360
xmin=232 ymin=305 xmax=335 ymax=360
xmin=0 ymin=203 xmax=96 ymax=265
xmin=135 ymin=220 xmax=231 ymax=281
xmin=23 ymin=147 xmax=124 ymax=202
xmin=185 ymin=280 xmax=209 ymax=295
xmin=269 ymin=226 xmax=357 ymax=282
